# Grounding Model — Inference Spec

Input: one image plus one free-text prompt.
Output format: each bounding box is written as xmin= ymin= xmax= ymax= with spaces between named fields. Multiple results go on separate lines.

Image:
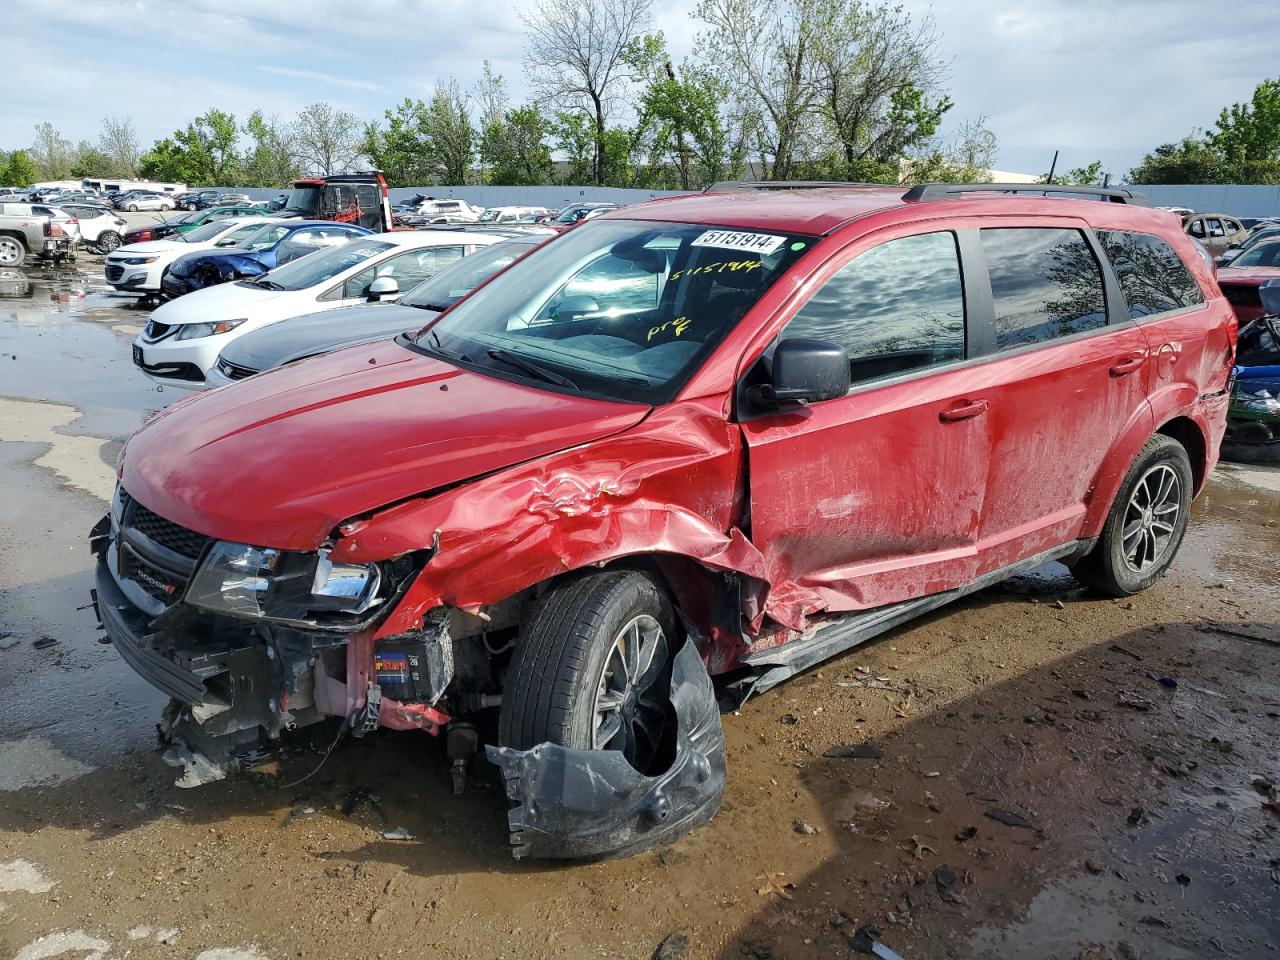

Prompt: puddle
xmin=0 ymin=737 xmax=95 ymax=791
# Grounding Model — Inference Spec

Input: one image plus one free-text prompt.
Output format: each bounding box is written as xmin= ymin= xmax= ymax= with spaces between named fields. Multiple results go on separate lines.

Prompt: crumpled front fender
xmin=485 ymin=634 xmax=726 ymax=860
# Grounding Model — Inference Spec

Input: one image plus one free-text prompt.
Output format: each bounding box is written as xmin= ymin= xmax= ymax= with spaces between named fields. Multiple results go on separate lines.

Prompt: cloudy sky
xmin=6 ymin=0 xmax=1278 ymax=179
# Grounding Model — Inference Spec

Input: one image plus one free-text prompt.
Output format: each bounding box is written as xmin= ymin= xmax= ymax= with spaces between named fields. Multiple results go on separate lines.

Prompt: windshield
xmin=1234 ymin=242 xmax=1280 ymax=268
xmin=182 ymin=220 xmax=242 ymax=243
xmin=1241 ymin=229 xmax=1280 ymax=253
xmin=478 ymin=209 xmax=500 ymax=222
xmin=253 ymin=238 xmax=394 ymax=291
xmin=234 ymin=224 xmax=291 ymax=250
xmin=402 ymin=240 xmax=537 ymax=311
xmin=555 ymin=206 xmax=590 ymax=224
xmin=413 ymin=219 xmax=816 ymax=404
xmin=284 ymin=184 xmax=321 ymax=215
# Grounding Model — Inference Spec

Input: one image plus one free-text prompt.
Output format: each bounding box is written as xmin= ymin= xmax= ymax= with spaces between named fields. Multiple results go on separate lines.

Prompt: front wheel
xmin=97 ymin=231 xmax=121 ymax=253
xmin=500 ymin=570 xmax=678 ymax=775
xmin=0 ymin=235 xmax=26 ymax=267
xmin=1072 ymin=435 xmax=1193 ymax=596
xmin=160 ymin=203 xmax=171 ymax=210
xmin=127 ymin=204 xmax=138 ymax=212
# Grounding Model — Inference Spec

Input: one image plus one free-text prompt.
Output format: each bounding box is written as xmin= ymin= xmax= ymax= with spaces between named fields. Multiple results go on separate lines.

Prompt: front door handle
xmin=1109 ymin=354 xmax=1147 ymax=377
xmin=939 ymin=399 xmax=988 ymax=423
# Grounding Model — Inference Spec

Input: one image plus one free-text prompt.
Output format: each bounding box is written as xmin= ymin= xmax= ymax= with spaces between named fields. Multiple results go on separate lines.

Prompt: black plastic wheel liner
xmin=485 ymin=633 xmax=726 ymax=861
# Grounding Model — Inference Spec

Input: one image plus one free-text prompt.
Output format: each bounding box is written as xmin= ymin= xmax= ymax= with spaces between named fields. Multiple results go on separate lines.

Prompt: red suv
xmin=92 ymin=182 xmax=1234 ymax=859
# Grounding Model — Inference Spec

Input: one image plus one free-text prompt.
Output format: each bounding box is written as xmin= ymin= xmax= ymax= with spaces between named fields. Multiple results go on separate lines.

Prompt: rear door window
xmin=782 ymin=231 xmax=965 ymax=386
xmin=980 ymin=228 xmax=1107 ymax=350
xmin=341 ymin=245 xmax=467 ymax=298
xmin=1097 ymin=231 xmax=1205 ymax=319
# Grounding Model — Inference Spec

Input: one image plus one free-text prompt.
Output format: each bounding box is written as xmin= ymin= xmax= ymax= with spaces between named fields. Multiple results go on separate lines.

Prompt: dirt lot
xmin=0 ymin=255 xmax=1277 ymax=960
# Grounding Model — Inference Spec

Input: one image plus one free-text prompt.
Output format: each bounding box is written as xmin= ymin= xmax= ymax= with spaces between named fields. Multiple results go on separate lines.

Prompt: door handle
xmin=1109 ymin=354 xmax=1147 ymax=377
xmin=939 ymin=399 xmax=988 ymax=422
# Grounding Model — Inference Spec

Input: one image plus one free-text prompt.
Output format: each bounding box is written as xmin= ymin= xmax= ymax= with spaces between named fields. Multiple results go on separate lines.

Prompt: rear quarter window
xmin=1097 ymin=230 xmax=1205 ymax=319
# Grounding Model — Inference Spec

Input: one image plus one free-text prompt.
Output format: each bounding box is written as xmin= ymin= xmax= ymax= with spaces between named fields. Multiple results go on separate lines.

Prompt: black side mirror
xmin=749 ymin=338 xmax=850 ymax=409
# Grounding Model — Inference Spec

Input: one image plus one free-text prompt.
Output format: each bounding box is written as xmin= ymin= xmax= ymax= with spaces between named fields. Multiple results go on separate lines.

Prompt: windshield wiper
xmin=486 ymin=348 xmax=580 ymax=391
xmin=426 ymin=328 xmax=472 ymax=363
xmin=246 ymin=278 xmax=284 ymax=290
xmin=409 ymin=301 xmax=451 ymax=312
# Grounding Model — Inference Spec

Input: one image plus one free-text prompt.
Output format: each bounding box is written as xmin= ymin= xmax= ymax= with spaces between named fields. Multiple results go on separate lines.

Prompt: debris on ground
xmin=954 ymin=826 xmax=978 ymax=843
xmin=31 ymin=636 xmax=57 ymax=650
xmin=1194 ymin=622 xmax=1280 ymax=647
xmin=823 ymin=743 xmax=882 ymax=759
xmin=1117 ymin=692 xmax=1154 ymax=711
xmin=779 ymin=713 xmax=798 ymax=726
xmin=755 ymin=873 xmax=794 ymax=900
xmin=379 ymin=826 xmax=414 ymax=841
xmin=984 ymin=808 xmax=1036 ymax=830
xmin=934 ymin=864 xmax=957 ymax=894
xmin=793 ymin=818 xmax=818 ymax=835
xmin=850 ymin=924 xmax=906 ymax=959
xmin=1109 ymin=643 xmax=1143 ymax=660
xmin=652 ymin=931 xmax=691 ymax=960
xmin=0 ymin=632 xmax=16 ymax=651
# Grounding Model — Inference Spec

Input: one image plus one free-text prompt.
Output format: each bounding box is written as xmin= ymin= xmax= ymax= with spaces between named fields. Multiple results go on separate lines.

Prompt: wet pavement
xmin=0 ymin=261 xmax=1277 ymax=960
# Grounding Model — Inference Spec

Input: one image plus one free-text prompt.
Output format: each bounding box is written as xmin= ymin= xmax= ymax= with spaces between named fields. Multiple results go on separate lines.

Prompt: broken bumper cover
xmin=486 ymin=636 xmax=726 ymax=861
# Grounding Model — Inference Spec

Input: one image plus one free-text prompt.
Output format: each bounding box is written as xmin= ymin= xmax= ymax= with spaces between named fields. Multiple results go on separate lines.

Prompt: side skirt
xmin=733 ymin=540 xmax=1094 ymax=703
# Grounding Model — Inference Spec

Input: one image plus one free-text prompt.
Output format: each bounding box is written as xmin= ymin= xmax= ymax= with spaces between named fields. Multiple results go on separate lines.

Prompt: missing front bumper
xmin=486 ymin=636 xmax=726 ymax=861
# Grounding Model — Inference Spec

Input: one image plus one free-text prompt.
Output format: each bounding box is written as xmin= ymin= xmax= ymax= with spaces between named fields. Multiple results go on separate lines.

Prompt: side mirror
xmin=749 ymin=338 xmax=850 ymax=409
xmin=551 ymin=295 xmax=599 ymax=320
xmin=368 ymin=276 xmax=399 ymax=301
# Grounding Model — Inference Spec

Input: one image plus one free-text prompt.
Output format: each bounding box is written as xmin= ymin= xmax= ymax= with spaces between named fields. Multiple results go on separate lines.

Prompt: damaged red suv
xmin=92 ymin=182 xmax=1234 ymax=859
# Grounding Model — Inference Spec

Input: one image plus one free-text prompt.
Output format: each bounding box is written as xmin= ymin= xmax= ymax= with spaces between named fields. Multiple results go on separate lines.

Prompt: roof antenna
xmin=1044 ymin=150 xmax=1059 ymax=196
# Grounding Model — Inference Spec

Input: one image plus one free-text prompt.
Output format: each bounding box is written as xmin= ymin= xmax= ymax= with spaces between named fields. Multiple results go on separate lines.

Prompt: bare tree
xmin=292 ymin=102 xmax=363 ymax=175
xmin=97 ymin=116 xmax=140 ymax=177
xmin=523 ymin=0 xmax=654 ymax=184
xmin=693 ymin=0 xmax=823 ymax=180
xmin=422 ymin=80 xmax=476 ymax=184
xmin=30 ymin=121 xmax=74 ymax=180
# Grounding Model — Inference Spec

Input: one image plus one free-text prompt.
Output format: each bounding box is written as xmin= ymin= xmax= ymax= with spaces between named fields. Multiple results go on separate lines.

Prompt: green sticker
xmin=790 ymin=242 xmax=807 ymax=251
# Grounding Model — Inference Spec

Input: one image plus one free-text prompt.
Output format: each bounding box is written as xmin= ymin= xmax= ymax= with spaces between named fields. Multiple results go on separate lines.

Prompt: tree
xmin=293 ymin=102 xmax=362 ymax=175
xmin=1209 ymin=78 xmax=1280 ymax=183
xmin=362 ymin=99 xmax=433 ymax=185
xmin=1043 ymin=160 xmax=1106 ymax=186
xmin=30 ymin=122 xmax=74 ymax=180
xmin=483 ymin=106 xmax=556 ymax=185
xmin=70 ymin=144 xmax=115 ymax=179
xmin=523 ymin=0 xmax=654 ymax=184
xmin=1129 ymin=135 xmax=1224 ymax=184
xmin=421 ymin=81 xmax=475 ymax=184
xmin=97 ymin=116 xmax=140 ymax=178
xmin=138 ymin=109 xmax=242 ymax=185
xmin=905 ymin=116 xmax=998 ymax=184
xmin=0 ymin=150 xmax=37 ymax=187
xmin=242 ymin=112 xmax=300 ymax=187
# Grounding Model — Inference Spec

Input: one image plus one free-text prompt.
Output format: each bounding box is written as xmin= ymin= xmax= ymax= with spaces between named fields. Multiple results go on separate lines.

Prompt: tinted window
xmin=1234 ymin=241 xmax=1280 ymax=268
xmin=341 ymin=245 xmax=466 ymax=298
xmin=981 ymin=228 xmax=1107 ymax=350
xmin=783 ymin=231 xmax=964 ymax=385
xmin=1098 ymin=230 xmax=1204 ymax=318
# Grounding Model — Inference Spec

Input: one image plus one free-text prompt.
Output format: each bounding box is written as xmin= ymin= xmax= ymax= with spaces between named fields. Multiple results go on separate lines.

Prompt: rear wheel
xmin=97 ymin=231 xmax=121 ymax=253
xmin=160 ymin=203 xmax=171 ymax=210
xmin=500 ymin=570 xmax=678 ymax=774
xmin=127 ymin=203 xmax=138 ymax=212
xmin=1072 ymin=435 xmax=1193 ymax=596
xmin=0 ymin=235 xmax=26 ymax=267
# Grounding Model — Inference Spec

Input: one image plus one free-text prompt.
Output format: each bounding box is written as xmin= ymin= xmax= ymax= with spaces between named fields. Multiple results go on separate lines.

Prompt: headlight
xmin=186 ymin=541 xmax=382 ymax=622
xmin=176 ymin=318 xmax=248 ymax=340
xmin=123 ymin=256 xmax=158 ymax=265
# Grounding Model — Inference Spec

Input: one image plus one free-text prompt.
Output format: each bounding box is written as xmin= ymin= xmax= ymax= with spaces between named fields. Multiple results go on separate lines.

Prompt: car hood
xmin=1217 ymin=267 xmax=1280 ymax=282
xmin=111 ymin=238 xmax=190 ymax=255
xmin=149 ymin=280 xmax=291 ymax=326
xmin=220 ymin=302 xmax=430 ymax=371
xmin=121 ymin=338 xmax=650 ymax=551
xmin=169 ymin=249 xmax=266 ymax=275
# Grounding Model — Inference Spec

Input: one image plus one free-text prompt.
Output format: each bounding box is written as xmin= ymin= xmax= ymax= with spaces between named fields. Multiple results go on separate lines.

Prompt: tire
xmin=500 ymin=570 xmax=679 ymax=774
xmin=0 ymin=235 xmax=26 ymax=267
xmin=97 ymin=231 xmax=121 ymax=253
xmin=160 ymin=203 xmax=171 ymax=211
xmin=1072 ymin=435 xmax=1194 ymax=596
xmin=128 ymin=204 xmax=138 ymax=212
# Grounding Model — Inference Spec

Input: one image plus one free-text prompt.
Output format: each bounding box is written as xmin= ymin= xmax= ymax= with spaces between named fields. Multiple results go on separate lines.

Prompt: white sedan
xmin=104 ymin=217 xmax=280 ymax=295
xmin=132 ymin=230 xmax=506 ymax=390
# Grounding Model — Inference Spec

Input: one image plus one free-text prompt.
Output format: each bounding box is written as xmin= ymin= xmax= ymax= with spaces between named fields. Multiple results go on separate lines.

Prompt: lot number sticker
xmin=691 ymin=230 xmax=788 ymax=255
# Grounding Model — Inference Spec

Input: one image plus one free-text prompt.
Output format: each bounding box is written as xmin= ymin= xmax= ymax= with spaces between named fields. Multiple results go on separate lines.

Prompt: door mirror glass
xmin=368 ymin=275 xmax=399 ymax=300
xmin=751 ymin=338 xmax=850 ymax=409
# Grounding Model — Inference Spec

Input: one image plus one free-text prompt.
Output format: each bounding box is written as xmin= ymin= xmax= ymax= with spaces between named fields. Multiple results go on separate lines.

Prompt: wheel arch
xmin=1155 ymin=415 xmax=1208 ymax=494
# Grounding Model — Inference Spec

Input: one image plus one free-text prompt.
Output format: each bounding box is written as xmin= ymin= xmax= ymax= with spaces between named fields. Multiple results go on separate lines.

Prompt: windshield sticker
xmin=669 ymin=258 xmax=761 ymax=282
xmin=648 ymin=315 xmax=692 ymax=341
xmin=691 ymin=230 xmax=787 ymax=255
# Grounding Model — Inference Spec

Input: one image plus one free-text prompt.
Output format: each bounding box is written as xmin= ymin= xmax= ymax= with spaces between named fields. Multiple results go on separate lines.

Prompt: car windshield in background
xmin=236 ymin=224 xmax=290 ymax=250
xmin=400 ymin=240 xmax=537 ymax=311
xmin=412 ymin=219 xmax=816 ymax=404
xmin=284 ymin=185 xmax=321 ymax=215
xmin=181 ymin=220 xmax=239 ymax=243
xmin=1234 ymin=242 xmax=1280 ymax=268
xmin=250 ymin=238 xmax=395 ymax=291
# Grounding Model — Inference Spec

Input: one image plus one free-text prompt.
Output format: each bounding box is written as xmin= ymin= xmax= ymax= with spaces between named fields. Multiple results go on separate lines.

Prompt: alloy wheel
xmin=99 ymin=232 xmax=120 ymax=253
xmin=591 ymin=614 xmax=671 ymax=769
xmin=1121 ymin=463 xmax=1181 ymax=573
xmin=0 ymin=237 xmax=21 ymax=266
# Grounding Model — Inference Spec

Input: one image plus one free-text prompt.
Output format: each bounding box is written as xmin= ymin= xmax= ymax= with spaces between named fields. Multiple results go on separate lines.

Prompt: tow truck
xmin=280 ymin=171 xmax=396 ymax=233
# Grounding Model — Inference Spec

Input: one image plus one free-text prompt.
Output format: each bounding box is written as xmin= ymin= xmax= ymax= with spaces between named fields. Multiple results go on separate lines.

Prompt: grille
xmin=218 ymin=357 xmax=257 ymax=381
xmin=106 ymin=264 xmax=124 ymax=282
xmin=144 ymin=320 xmax=172 ymax=340
xmin=121 ymin=491 xmax=211 ymax=560
xmin=120 ymin=548 xmax=183 ymax=604
xmin=1220 ymin=283 xmax=1261 ymax=308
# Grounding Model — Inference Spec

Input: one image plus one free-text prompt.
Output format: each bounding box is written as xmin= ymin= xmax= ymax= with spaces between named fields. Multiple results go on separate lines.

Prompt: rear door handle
xmin=939 ymin=399 xmax=988 ymax=423
xmin=1109 ymin=354 xmax=1147 ymax=377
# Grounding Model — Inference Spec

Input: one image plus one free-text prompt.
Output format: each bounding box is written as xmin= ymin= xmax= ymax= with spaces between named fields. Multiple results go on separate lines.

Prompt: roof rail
xmin=902 ymin=182 xmax=1150 ymax=206
xmin=704 ymin=180 xmax=893 ymax=193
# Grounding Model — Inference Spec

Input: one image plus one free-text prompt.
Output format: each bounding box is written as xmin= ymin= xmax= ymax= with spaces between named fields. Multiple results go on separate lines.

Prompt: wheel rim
xmin=591 ymin=614 xmax=671 ymax=768
xmin=1121 ymin=463 xmax=1182 ymax=574
xmin=0 ymin=237 xmax=20 ymax=265
xmin=100 ymin=232 xmax=120 ymax=252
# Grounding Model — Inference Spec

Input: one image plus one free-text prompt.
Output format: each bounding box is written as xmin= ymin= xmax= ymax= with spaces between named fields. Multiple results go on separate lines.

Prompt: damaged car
xmin=92 ymin=182 xmax=1234 ymax=859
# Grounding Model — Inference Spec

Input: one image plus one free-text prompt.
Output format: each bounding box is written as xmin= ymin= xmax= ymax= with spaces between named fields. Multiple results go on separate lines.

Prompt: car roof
xmin=381 ymin=229 xmax=513 ymax=247
xmin=605 ymin=185 xmax=1174 ymax=236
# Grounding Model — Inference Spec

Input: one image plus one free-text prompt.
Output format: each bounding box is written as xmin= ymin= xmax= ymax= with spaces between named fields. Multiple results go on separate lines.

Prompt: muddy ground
xmin=0 ymin=256 xmax=1277 ymax=960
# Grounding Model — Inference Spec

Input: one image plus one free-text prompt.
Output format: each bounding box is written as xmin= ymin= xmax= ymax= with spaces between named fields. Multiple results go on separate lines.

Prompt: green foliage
xmin=241 ymin=112 xmax=300 ymax=187
xmin=69 ymin=145 xmax=115 ymax=179
xmin=1128 ymin=136 xmax=1225 ymax=184
xmin=0 ymin=150 xmax=36 ymax=187
xmin=139 ymin=109 xmax=242 ymax=186
xmin=1044 ymin=160 xmax=1106 ymax=186
xmin=362 ymin=99 xmax=434 ymax=186
xmin=482 ymin=107 xmax=555 ymax=186
xmin=421 ymin=82 xmax=475 ymax=185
